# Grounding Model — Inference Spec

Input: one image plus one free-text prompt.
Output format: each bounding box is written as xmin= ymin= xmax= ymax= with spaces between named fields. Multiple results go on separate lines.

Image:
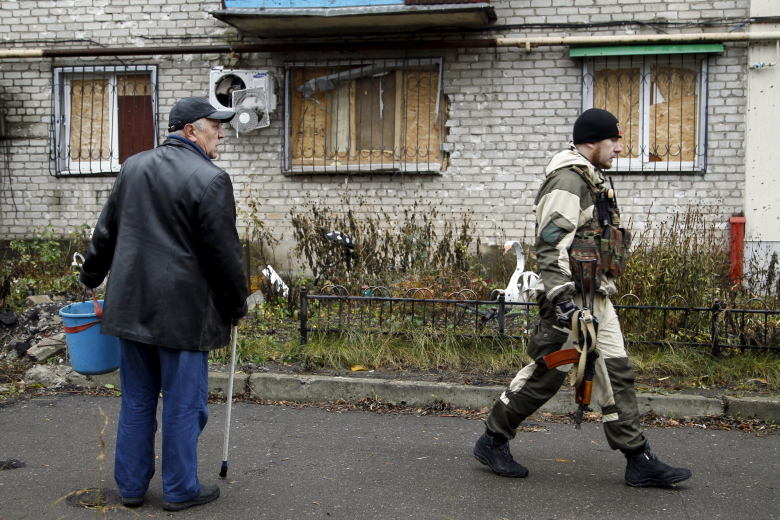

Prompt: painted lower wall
xmin=745 ymin=0 xmax=780 ymax=253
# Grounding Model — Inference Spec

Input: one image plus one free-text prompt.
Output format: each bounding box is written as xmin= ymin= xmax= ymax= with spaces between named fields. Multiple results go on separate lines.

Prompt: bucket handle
xmin=63 ymin=290 xmax=103 ymax=334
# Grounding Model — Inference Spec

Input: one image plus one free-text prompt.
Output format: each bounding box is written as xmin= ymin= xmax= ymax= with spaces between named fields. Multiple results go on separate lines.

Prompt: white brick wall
xmin=0 ymin=0 xmax=753 ymax=264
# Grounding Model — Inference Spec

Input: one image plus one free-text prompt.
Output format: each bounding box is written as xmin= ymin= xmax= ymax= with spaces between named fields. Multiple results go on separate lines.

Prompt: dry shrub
xmin=289 ymin=193 xmax=483 ymax=295
xmin=618 ymin=207 xmax=730 ymax=307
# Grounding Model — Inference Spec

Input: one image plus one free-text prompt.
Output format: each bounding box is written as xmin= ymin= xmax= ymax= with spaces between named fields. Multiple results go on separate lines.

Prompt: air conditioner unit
xmin=209 ymin=67 xmax=277 ymax=112
xmin=230 ymin=87 xmax=273 ymax=136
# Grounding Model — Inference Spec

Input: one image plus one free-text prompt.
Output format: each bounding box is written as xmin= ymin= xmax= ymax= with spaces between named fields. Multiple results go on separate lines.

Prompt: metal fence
xmin=300 ymin=286 xmax=780 ymax=354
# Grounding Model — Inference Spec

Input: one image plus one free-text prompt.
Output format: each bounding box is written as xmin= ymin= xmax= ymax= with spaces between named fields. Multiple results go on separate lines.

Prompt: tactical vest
xmin=565 ymin=166 xmax=631 ymax=291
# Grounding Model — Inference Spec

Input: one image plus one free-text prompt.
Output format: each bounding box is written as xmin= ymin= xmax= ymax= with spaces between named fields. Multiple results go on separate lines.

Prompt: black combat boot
xmin=625 ymin=444 xmax=692 ymax=487
xmin=473 ymin=428 xmax=529 ymax=478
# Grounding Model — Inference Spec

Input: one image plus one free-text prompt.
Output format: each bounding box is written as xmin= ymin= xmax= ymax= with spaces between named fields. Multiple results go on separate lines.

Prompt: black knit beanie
xmin=572 ymin=108 xmax=622 ymax=144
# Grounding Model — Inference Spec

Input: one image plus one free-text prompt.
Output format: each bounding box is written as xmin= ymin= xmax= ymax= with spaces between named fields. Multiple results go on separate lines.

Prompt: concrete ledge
xmin=82 ymin=370 xmax=780 ymax=422
xmin=248 ymin=373 xmax=582 ymax=415
xmin=208 ymin=371 xmax=249 ymax=398
xmin=726 ymin=396 xmax=780 ymax=423
xmin=90 ymin=370 xmax=121 ymax=389
xmin=247 ymin=373 xmax=500 ymax=409
xmin=86 ymin=370 xmax=251 ymax=398
xmin=636 ymin=393 xmax=723 ymax=419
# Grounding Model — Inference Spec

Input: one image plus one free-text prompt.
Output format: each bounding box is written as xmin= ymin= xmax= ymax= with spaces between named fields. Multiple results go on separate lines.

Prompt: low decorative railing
xmin=300 ymin=287 xmax=780 ymax=355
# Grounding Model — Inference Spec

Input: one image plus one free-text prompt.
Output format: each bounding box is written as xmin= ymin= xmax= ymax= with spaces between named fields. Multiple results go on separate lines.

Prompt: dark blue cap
xmin=168 ymin=97 xmax=234 ymax=132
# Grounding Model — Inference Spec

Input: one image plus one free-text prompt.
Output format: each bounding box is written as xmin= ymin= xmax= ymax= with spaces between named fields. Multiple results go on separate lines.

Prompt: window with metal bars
xmin=52 ymin=65 xmax=158 ymax=176
xmin=284 ymin=58 xmax=446 ymax=174
xmin=582 ymin=54 xmax=708 ymax=173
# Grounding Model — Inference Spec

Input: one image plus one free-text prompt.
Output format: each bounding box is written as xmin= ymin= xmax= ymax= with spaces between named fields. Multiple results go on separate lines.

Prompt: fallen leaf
xmin=747 ymin=378 xmax=769 ymax=384
xmin=103 ymin=384 xmax=115 ymax=389
xmin=350 ymin=365 xmax=368 ymax=371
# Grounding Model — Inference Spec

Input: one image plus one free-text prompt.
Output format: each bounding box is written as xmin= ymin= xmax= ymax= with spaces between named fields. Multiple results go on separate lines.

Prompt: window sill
xmin=611 ymin=168 xmax=706 ymax=175
xmin=55 ymin=170 xmax=120 ymax=177
xmin=283 ymin=162 xmax=443 ymax=175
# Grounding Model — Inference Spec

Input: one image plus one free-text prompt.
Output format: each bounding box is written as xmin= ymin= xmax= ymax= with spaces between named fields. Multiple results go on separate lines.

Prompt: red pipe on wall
xmin=729 ymin=215 xmax=746 ymax=285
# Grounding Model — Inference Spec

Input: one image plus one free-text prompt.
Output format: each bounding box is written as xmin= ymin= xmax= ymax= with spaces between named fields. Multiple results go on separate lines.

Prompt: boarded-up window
xmin=53 ymin=66 xmax=158 ymax=175
xmin=583 ymin=54 xmax=707 ymax=173
xmin=285 ymin=59 xmax=445 ymax=174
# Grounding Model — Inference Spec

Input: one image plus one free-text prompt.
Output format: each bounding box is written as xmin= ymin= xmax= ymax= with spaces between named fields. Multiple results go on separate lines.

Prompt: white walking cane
xmin=219 ymin=292 xmax=261 ymax=478
xmin=219 ymin=322 xmax=238 ymax=478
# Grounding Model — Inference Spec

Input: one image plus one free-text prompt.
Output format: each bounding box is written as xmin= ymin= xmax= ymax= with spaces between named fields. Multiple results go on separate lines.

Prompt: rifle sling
xmin=570 ymin=309 xmax=598 ymax=389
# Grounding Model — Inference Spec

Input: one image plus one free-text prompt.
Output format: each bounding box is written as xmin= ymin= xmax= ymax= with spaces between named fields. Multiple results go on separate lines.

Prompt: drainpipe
xmin=729 ymin=214 xmax=747 ymax=285
xmin=1 ymin=31 xmax=780 ymax=58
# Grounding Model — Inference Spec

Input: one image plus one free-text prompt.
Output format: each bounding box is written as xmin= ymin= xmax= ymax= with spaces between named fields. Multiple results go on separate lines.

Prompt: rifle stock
xmin=543 ymin=348 xmax=580 ymax=370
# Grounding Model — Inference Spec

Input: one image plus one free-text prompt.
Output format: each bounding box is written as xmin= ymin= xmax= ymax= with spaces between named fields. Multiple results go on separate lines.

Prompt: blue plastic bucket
xmin=59 ymin=300 xmax=120 ymax=375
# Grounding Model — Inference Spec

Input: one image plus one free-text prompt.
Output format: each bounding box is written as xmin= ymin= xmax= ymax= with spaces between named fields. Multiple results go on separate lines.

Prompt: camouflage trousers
xmin=485 ymin=292 xmax=647 ymax=455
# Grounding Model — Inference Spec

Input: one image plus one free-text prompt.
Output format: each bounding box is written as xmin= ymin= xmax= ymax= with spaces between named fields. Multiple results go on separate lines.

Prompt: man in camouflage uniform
xmin=473 ymin=108 xmax=692 ymax=487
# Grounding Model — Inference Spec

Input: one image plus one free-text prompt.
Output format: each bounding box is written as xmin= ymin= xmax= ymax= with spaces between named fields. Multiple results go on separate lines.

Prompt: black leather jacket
xmin=80 ymin=137 xmax=249 ymax=351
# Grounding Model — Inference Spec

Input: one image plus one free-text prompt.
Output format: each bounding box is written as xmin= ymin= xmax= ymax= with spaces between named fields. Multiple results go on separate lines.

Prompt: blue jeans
xmin=115 ymin=338 xmax=209 ymax=503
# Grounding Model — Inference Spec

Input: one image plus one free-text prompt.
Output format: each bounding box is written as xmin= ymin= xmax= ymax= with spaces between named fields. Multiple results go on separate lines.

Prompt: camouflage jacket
xmin=533 ymin=144 xmax=618 ymax=304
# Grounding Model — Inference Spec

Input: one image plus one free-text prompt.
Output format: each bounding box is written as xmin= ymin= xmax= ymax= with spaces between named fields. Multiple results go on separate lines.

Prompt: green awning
xmin=569 ymin=43 xmax=724 ymax=57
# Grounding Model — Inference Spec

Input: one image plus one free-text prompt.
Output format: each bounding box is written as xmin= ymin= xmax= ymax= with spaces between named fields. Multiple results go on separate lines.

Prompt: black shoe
xmin=625 ymin=445 xmax=692 ymax=487
xmin=473 ymin=429 xmax=529 ymax=478
xmin=121 ymin=496 xmax=144 ymax=508
xmin=162 ymin=484 xmax=220 ymax=511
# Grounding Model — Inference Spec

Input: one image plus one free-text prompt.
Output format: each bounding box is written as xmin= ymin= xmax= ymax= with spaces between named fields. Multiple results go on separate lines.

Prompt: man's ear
xmin=182 ymin=123 xmax=198 ymax=142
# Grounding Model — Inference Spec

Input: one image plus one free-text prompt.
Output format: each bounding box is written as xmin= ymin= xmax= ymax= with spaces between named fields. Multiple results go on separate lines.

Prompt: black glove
xmin=555 ymin=299 xmax=579 ymax=329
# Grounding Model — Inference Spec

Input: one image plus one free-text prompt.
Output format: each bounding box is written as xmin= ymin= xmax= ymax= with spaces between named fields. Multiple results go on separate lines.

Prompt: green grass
xmin=628 ymin=344 xmax=780 ymax=393
xmin=210 ymin=313 xmax=780 ymax=394
xmin=293 ymin=330 xmax=532 ymax=374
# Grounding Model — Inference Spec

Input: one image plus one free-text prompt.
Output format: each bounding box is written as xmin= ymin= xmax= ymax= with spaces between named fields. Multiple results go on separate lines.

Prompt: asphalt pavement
xmin=1 ymin=393 xmax=778 ymax=520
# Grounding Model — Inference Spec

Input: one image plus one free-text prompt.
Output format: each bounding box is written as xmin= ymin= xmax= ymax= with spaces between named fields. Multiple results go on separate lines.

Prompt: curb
xmin=89 ymin=370 xmax=780 ymax=423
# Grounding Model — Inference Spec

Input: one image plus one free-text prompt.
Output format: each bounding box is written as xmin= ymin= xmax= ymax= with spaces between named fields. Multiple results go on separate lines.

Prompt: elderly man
xmin=80 ymin=97 xmax=249 ymax=511
xmin=474 ymin=108 xmax=692 ymax=487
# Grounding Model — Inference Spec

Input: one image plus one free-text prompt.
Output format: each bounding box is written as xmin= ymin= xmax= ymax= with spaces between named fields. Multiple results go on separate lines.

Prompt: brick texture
xmin=0 ymin=0 xmax=751 ymax=265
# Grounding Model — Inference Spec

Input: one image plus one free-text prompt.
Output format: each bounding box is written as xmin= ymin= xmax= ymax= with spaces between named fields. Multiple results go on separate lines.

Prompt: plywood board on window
xmin=289 ymin=64 xmax=443 ymax=171
xmin=327 ymin=80 xmax=352 ymax=154
xmin=593 ymin=67 xmax=640 ymax=159
xmin=648 ymin=66 xmax=698 ymax=162
xmin=356 ymin=72 xmax=396 ymax=153
xmin=70 ymin=79 xmax=110 ymax=162
xmin=290 ymin=68 xmax=331 ymax=167
xmin=402 ymin=69 xmax=441 ymax=165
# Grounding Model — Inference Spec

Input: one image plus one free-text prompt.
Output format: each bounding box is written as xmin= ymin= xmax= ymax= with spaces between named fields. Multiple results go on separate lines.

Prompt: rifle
xmin=542 ymin=258 xmax=599 ymax=429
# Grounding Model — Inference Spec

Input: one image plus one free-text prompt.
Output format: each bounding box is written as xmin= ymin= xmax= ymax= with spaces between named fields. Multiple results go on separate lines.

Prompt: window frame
xmin=52 ymin=65 xmax=159 ymax=177
xmin=283 ymin=58 xmax=445 ymax=175
xmin=581 ymin=54 xmax=709 ymax=174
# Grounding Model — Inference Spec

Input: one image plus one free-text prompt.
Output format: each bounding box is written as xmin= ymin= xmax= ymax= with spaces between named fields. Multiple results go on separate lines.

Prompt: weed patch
xmin=0 ymin=223 xmax=90 ymax=309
